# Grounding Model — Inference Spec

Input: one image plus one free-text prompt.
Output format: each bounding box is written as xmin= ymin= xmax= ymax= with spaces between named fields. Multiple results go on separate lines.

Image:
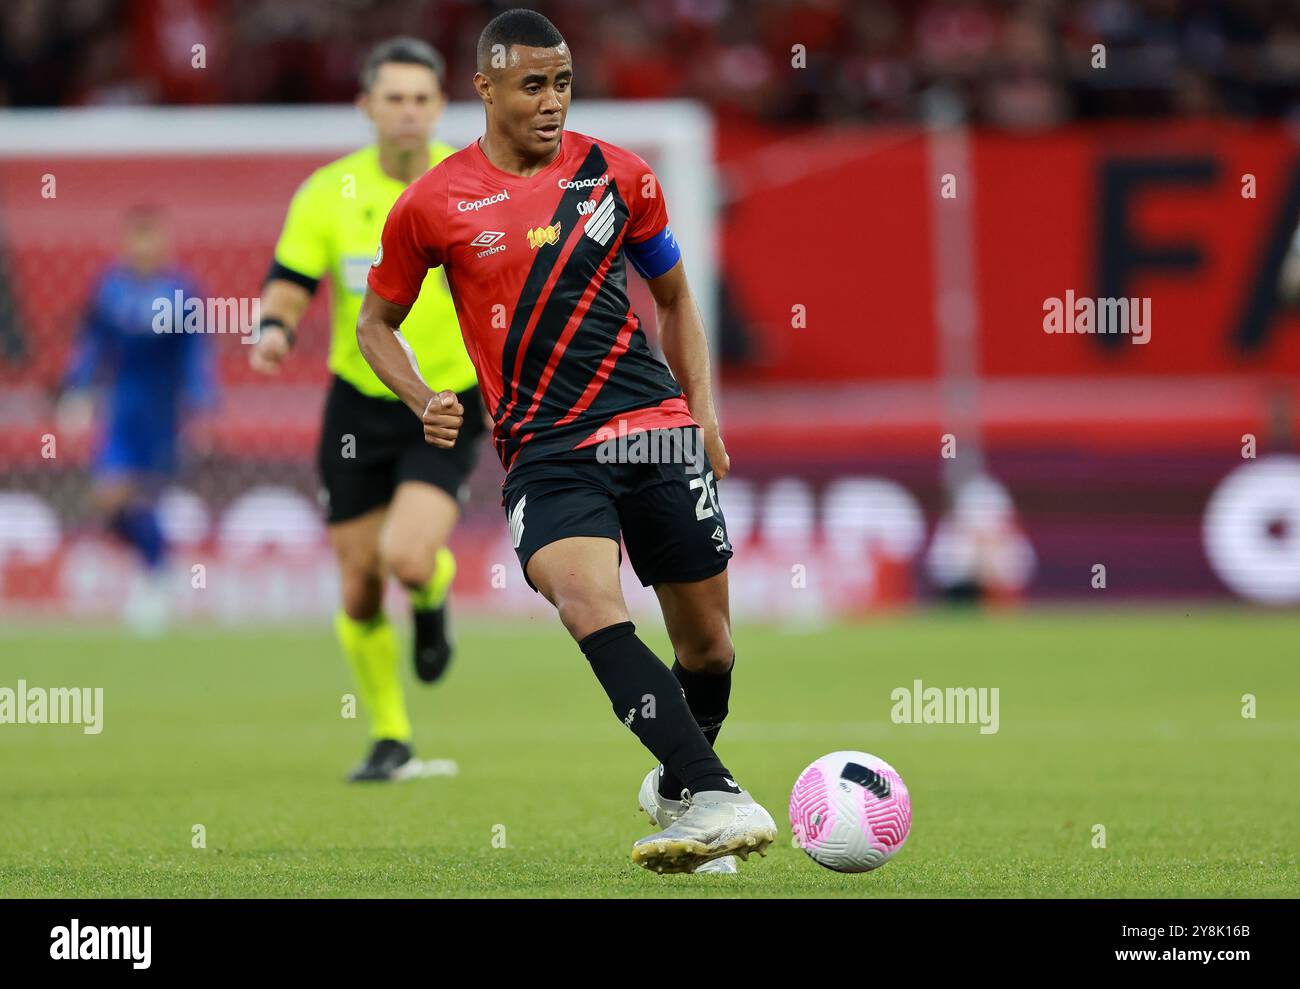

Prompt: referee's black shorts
xmin=317 ymin=375 xmax=486 ymax=524
xmin=501 ymin=426 xmax=734 ymax=591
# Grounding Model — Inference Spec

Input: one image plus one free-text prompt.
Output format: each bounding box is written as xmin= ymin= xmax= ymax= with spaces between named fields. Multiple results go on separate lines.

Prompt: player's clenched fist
xmin=422 ymin=391 xmax=463 ymax=448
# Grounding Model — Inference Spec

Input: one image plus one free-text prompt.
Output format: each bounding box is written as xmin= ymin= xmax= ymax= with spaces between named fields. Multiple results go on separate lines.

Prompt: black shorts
xmin=501 ymin=426 xmax=733 ymax=591
xmin=317 ymin=375 xmax=486 ymax=524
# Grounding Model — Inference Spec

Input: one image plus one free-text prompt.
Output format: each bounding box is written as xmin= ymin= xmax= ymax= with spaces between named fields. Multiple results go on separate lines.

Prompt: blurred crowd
xmin=3 ymin=0 xmax=1300 ymax=126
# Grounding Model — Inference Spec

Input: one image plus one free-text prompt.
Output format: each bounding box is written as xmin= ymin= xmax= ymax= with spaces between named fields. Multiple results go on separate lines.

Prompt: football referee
xmin=249 ymin=37 xmax=485 ymax=783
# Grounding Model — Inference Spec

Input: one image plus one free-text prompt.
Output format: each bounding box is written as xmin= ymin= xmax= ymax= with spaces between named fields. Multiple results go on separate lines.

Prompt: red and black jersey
xmin=368 ymin=130 xmax=696 ymax=473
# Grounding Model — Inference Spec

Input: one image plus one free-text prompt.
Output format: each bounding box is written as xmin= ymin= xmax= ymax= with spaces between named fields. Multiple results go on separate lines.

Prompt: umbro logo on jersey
xmin=458 ymin=189 xmax=510 ymax=212
xmin=472 ymin=230 xmax=507 ymax=258
xmin=527 ymin=222 xmax=562 ymax=250
xmin=584 ymin=194 xmax=618 ymax=246
xmin=370 ymin=244 xmax=383 ymax=267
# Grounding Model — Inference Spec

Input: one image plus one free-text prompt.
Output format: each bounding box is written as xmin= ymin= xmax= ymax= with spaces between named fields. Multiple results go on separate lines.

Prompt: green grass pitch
xmin=1 ymin=608 xmax=1295 ymax=898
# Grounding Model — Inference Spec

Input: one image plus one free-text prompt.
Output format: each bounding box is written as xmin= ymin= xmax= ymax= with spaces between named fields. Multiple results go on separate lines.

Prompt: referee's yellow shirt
xmin=272 ymin=142 xmax=477 ymax=399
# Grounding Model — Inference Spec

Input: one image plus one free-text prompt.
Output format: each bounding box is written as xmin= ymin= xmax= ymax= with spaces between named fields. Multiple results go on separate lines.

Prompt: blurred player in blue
xmin=57 ymin=205 xmax=216 ymax=633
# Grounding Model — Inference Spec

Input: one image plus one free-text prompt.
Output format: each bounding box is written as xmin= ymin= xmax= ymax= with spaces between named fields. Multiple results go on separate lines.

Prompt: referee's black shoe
xmin=347 ymin=739 xmax=419 ymax=783
xmin=413 ymin=603 xmax=453 ymax=684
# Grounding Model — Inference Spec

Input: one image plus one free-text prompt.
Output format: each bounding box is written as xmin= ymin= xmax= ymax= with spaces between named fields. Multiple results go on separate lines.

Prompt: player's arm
xmin=61 ymin=280 xmax=109 ymax=394
xmin=55 ymin=279 xmax=110 ymax=434
xmin=357 ymin=176 xmax=462 ymax=447
xmin=250 ymin=176 xmax=328 ymax=374
xmin=646 ymin=258 xmax=730 ymax=480
xmin=623 ymin=157 xmax=729 ymax=476
xmin=249 ymin=276 xmax=313 ymax=374
xmin=356 ymin=288 xmax=462 ymax=448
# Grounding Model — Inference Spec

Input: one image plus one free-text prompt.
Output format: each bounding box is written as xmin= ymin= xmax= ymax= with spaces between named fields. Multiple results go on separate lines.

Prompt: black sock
xmin=578 ymin=622 xmax=735 ymax=796
xmin=659 ymin=654 xmax=733 ymax=799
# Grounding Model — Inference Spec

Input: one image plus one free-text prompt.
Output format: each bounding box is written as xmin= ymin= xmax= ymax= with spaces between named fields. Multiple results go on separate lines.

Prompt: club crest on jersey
xmin=526 ymin=222 xmax=562 ymax=250
xmin=583 ymin=194 xmax=618 ymax=246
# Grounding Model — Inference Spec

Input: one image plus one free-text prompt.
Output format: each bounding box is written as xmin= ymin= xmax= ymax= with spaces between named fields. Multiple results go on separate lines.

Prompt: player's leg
xmin=634 ymin=570 xmax=739 ymax=872
xmin=528 ymin=534 xmax=738 ymax=797
xmin=318 ymin=377 xmax=417 ymax=782
xmin=614 ymin=430 xmax=774 ymax=872
xmin=380 ymin=480 xmax=459 ymax=682
xmin=509 ymin=471 xmax=731 ymax=782
xmin=328 ymin=508 xmax=419 ymax=781
xmin=94 ymin=426 xmax=167 ymax=574
xmin=381 ymin=481 xmax=457 ymax=588
xmin=95 ymin=475 xmax=166 ymax=571
xmin=619 ymin=437 xmax=736 ymax=803
xmin=93 ymin=425 xmax=170 ymax=635
xmin=652 ymin=569 xmax=734 ymax=795
xmin=525 ymin=536 xmax=628 ymax=637
xmin=508 ymin=461 xmax=770 ymax=872
xmin=385 ymin=386 xmax=486 ymax=683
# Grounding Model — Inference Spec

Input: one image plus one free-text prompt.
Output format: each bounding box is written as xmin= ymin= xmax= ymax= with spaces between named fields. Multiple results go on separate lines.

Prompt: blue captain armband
xmin=624 ymin=226 xmax=681 ymax=280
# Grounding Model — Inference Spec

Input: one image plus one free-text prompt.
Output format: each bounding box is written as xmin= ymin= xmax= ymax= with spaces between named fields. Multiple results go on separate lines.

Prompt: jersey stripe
xmin=506 ymin=183 xmax=629 ymax=434
xmin=505 ymin=217 xmax=622 ymax=446
xmin=494 ymin=143 xmax=611 ymax=426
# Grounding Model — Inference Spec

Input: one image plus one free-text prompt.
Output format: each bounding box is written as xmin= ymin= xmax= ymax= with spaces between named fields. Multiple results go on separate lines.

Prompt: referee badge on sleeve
xmin=344 ymin=256 xmax=373 ymax=294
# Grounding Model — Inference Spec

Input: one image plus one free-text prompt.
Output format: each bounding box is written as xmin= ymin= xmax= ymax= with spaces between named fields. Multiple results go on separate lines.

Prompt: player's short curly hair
xmin=476 ymin=9 xmax=566 ymax=74
xmin=361 ymin=36 xmax=446 ymax=91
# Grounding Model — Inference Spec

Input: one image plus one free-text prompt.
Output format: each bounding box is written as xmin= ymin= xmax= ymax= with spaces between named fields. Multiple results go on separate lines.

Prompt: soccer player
xmin=58 ymin=204 xmax=214 ymax=631
xmin=57 ymin=205 xmax=214 ymax=636
xmin=357 ymin=9 xmax=777 ymax=872
xmin=248 ymin=38 xmax=486 ymax=783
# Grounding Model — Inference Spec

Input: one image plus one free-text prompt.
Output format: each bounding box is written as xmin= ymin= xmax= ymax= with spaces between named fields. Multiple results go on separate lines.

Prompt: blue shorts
xmin=94 ymin=421 xmax=178 ymax=479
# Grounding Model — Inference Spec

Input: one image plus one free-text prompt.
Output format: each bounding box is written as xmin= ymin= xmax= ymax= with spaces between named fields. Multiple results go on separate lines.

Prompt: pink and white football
xmin=790 ymin=751 xmax=912 ymax=873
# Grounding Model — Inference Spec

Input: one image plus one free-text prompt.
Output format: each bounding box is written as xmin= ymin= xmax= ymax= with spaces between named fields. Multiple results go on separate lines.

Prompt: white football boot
xmin=638 ymin=767 xmax=738 ymax=874
xmin=123 ymin=569 xmax=171 ymax=638
xmin=632 ymin=770 xmax=777 ymax=874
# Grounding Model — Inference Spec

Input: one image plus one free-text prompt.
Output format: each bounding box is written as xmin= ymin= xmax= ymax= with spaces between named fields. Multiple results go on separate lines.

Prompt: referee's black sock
xmin=658 ymin=655 xmax=733 ymax=800
xmin=578 ymin=622 xmax=736 ymax=797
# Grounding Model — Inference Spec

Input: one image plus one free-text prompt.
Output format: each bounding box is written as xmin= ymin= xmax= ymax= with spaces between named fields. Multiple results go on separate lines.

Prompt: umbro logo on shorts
xmin=711 ymin=524 xmax=731 ymax=554
xmin=508 ymin=495 xmax=526 ymax=548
